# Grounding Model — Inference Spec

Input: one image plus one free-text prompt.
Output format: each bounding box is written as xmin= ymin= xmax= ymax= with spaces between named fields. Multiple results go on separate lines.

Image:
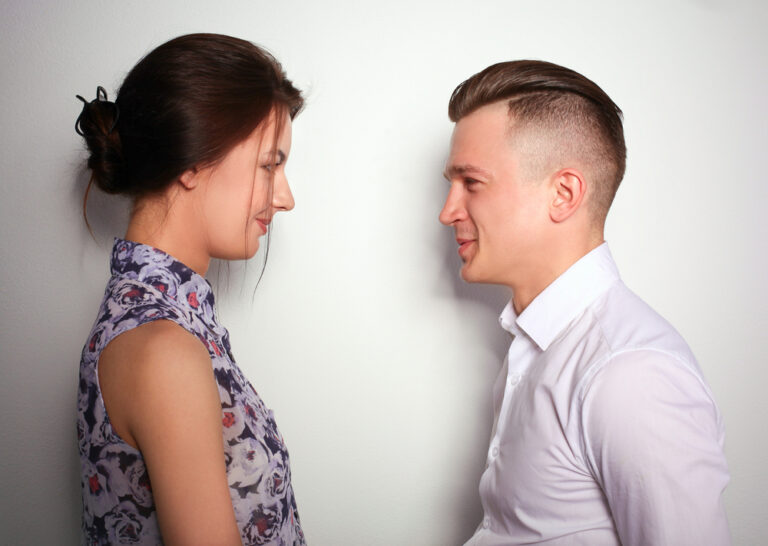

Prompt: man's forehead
xmin=453 ymin=103 xmax=515 ymax=143
xmin=448 ymin=104 xmax=514 ymax=158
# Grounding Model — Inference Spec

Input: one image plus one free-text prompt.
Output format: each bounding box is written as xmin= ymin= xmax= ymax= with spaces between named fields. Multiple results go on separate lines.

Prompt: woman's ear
xmin=178 ymin=168 xmax=199 ymax=190
xmin=549 ymin=168 xmax=586 ymax=223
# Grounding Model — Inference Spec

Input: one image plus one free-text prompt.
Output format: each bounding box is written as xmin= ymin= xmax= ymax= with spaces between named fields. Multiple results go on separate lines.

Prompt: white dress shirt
xmin=465 ymin=243 xmax=730 ymax=546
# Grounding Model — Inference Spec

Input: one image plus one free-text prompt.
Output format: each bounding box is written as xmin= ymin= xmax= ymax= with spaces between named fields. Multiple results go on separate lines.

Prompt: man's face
xmin=440 ymin=102 xmax=550 ymax=288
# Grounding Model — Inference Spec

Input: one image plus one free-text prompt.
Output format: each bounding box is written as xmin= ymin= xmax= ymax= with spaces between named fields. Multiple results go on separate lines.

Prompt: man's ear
xmin=178 ymin=168 xmax=199 ymax=190
xmin=549 ymin=168 xmax=586 ymax=223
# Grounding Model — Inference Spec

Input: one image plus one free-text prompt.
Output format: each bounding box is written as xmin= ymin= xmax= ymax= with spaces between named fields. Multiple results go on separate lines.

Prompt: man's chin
xmin=460 ymin=261 xmax=504 ymax=286
xmin=460 ymin=262 xmax=484 ymax=284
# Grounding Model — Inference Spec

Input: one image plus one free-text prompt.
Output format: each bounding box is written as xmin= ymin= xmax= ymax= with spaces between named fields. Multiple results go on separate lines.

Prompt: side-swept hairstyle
xmin=448 ymin=60 xmax=626 ymax=222
xmin=75 ymin=33 xmax=304 ymax=219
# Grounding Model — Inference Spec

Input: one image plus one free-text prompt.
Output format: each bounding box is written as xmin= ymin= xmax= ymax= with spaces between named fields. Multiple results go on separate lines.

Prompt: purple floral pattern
xmin=78 ymin=239 xmax=305 ymax=545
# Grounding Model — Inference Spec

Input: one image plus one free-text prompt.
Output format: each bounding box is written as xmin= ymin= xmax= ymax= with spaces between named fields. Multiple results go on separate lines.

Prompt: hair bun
xmin=75 ymin=87 xmax=126 ymax=194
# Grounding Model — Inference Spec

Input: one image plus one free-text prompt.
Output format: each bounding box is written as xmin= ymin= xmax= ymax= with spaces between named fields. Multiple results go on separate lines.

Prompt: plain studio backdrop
xmin=1 ymin=0 xmax=766 ymax=544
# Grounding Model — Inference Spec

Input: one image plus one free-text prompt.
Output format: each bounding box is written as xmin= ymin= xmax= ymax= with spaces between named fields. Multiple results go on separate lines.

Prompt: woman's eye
xmin=261 ymin=151 xmax=285 ymax=173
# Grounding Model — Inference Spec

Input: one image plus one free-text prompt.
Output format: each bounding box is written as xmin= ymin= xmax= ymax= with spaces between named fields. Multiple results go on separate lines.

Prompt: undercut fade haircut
xmin=448 ymin=60 xmax=626 ymax=224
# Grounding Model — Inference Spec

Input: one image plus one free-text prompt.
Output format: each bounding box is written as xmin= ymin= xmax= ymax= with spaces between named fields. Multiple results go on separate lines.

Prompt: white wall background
xmin=1 ymin=0 xmax=766 ymax=544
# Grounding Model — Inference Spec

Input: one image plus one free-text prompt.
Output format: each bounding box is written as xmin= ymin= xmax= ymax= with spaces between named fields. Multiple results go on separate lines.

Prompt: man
xmin=440 ymin=60 xmax=730 ymax=545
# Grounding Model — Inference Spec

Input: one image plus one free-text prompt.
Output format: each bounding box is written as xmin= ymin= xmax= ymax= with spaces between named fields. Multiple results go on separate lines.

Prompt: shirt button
xmin=509 ymin=374 xmax=521 ymax=386
xmin=491 ymin=446 xmax=499 ymax=457
xmin=483 ymin=516 xmax=490 ymax=529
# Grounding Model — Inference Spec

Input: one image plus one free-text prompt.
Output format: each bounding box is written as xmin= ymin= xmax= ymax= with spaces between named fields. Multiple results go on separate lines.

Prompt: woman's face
xmin=197 ymin=111 xmax=294 ymax=261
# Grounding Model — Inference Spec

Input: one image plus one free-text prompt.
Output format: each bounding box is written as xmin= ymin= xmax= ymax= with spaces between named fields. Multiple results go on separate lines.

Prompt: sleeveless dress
xmin=77 ymin=239 xmax=305 ymax=545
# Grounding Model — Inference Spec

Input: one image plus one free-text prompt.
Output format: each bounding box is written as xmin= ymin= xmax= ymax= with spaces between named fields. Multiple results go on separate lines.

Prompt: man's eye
xmin=465 ymin=177 xmax=480 ymax=186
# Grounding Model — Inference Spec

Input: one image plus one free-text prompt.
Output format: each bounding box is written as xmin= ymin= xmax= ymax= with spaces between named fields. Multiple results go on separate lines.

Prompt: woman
xmin=75 ymin=34 xmax=305 ymax=545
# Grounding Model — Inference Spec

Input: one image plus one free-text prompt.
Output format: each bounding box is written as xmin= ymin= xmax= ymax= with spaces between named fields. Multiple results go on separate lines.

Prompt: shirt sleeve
xmin=580 ymin=349 xmax=730 ymax=546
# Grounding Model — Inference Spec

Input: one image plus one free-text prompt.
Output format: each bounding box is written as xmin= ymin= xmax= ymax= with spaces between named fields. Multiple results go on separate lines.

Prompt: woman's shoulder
xmin=86 ymin=272 xmax=196 ymax=354
xmin=103 ymin=275 xmax=182 ymax=316
xmin=98 ymin=319 xmax=215 ymax=448
xmin=101 ymin=319 xmax=210 ymax=377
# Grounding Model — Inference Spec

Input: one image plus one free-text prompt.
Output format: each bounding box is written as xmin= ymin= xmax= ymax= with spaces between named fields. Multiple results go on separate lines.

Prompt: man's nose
xmin=439 ymin=184 xmax=464 ymax=226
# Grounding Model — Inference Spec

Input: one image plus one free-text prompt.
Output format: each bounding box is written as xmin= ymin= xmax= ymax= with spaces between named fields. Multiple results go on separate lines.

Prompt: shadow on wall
xmin=71 ymin=165 xmax=131 ymax=253
xmin=431 ymin=165 xmax=511 ymax=538
xmin=62 ymin=166 xmax=127 ymax=543
xmin=427 ymin=150 xmax=511 ymax=380
xmin=433 ymin=166 xmax=510 ymax=339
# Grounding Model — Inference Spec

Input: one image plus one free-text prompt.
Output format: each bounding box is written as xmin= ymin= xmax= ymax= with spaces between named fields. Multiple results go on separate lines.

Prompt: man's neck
xmin=511 ymin=237 xmax=605 ymax=315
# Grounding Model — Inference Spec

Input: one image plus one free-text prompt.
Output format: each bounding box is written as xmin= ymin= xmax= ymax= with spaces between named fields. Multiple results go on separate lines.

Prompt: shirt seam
xmin=575 ymin=338 xmax=718 ymax=480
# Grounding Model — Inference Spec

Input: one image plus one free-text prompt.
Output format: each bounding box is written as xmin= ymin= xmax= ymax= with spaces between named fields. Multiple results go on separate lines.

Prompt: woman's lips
xmin=254 ymin=218 xmax=270 ymax=234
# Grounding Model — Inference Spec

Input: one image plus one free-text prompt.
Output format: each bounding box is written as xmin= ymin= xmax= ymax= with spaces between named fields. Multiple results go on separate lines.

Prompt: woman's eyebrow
xmin=262 ymin=150 xmax=286 ymax=162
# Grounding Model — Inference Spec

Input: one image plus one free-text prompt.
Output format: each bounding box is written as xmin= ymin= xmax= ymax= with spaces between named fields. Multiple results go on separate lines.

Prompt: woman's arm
xmin=99 ymin=320 xmax=243 ymax=546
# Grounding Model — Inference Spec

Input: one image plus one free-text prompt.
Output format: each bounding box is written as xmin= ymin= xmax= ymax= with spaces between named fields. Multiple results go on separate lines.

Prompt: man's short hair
xmin=448 ymin=60 xmax=626 ymax=224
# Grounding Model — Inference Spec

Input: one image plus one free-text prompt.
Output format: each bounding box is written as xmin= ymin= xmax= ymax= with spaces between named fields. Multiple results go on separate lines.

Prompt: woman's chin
xmin=244 ymin=239 xmax=261 ymax=260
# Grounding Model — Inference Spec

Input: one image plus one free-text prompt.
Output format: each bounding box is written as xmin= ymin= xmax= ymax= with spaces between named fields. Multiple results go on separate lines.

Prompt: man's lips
xmin=456 ymin=237 xmax=476 ymax=258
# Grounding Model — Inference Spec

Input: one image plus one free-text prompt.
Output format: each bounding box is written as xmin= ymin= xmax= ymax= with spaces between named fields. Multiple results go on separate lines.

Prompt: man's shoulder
xmin=547 ymin=280 xmax=705 ymax=402
xmin=587 ymin=280 xmax=697 ymax=366
xmin=565 ymin=280 xmax=721 ymax=415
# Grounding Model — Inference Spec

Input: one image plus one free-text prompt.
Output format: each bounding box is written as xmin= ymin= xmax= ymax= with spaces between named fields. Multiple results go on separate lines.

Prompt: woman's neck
xmin=125 ymin=191 xmax=211 ymax=276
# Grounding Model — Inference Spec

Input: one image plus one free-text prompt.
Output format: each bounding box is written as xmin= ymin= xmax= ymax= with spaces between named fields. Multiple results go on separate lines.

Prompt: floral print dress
xmin=78 ymin=239 xmax=305 ymax=545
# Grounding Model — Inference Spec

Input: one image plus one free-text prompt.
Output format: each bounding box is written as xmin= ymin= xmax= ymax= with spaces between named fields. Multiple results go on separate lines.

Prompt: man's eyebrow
xmin=443 ymin=164 xmax=491 ymax=180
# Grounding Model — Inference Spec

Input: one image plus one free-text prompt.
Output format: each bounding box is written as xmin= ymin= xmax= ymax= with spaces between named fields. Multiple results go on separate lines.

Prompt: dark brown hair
xmin=76 ymin=33 xmax=303 ymax=219
xmin=448 ymin=60 xmax=626 ymax=222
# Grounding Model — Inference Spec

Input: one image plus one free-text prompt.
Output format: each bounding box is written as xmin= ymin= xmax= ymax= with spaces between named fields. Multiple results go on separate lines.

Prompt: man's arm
xmin=580 ymin=350 xmax=730 ymax=545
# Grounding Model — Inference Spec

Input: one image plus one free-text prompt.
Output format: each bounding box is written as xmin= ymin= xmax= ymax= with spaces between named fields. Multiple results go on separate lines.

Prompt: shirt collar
xmin=498 ymin=243 xmax=620 ymax=351
xmin=110 ymin=238 xmax=222 ymax=335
